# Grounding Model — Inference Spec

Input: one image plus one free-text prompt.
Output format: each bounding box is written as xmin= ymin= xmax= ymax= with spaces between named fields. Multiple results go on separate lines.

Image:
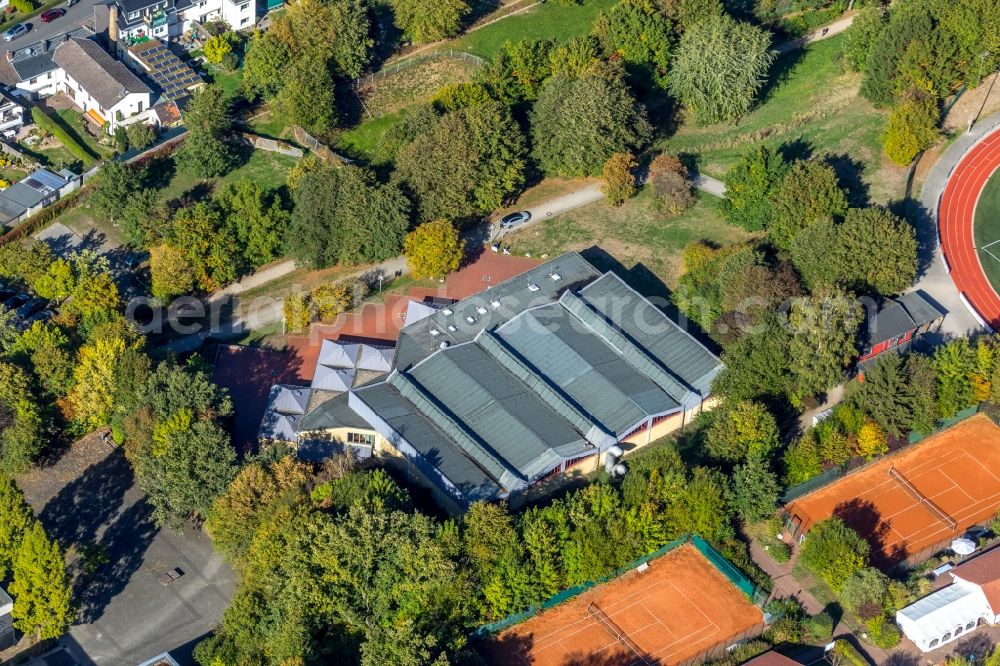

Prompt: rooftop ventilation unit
xmin=491 ymin=299 xmax=501 ymax=309
xmin=549 ymin=272 xmax=562 ymax=281
xmin=429 ymin=328 xmax=441 ymax=337
xmin=476 ymin=306 xmax=488 ymax=315
xmin=465 ymin=316 xmax=476 ymax=324
xmin=439 ymin=341 xmax=450 ymax=349
xmin=447 ymin=325 xmax=457 ymax=332
xmin=527 ymin=283 xmax=540 ymax=292
xmin=442 ymin=307 xmax=454 ymax=316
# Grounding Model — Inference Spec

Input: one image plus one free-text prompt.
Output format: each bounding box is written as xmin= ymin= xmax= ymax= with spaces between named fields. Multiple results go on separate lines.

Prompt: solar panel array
xmin=131 ymin=40 xmax=202 ymax=100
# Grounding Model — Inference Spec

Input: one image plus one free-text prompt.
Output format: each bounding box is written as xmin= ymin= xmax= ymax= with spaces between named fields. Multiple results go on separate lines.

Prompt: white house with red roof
xmin=897 ymin=546 xmax=1000 ymax=652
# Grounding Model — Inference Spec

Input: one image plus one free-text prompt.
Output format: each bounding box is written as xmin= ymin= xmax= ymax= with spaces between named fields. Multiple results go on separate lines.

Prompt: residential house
xmin=0 ymin=28 xmax=96 ymax=100
xmin=897 ymin=546 xmax=1000 ymax=652
xmin=0 ymin=89 xmax=23 ymax=133
xmin=0 ymin=168 xmax=69 ymax=229
xmin=108 ymin=0 xmax=261 ymax=43
xmin=293 ymin=252 xmax=723 ymax=513
xmin=53 ymin=37 xmax=152 ymax=131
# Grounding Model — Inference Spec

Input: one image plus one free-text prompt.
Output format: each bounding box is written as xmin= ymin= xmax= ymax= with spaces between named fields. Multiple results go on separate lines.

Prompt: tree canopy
xmin=404 ymin=219 xmax=465 ymax=279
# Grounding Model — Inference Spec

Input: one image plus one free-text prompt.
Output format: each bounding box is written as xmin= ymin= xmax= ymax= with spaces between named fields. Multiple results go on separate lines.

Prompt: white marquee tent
xmin=896 ymin=581 xmax=991 ymax=652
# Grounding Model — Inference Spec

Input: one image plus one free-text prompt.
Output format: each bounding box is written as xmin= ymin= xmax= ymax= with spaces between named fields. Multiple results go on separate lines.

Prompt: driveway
xmin=17 ymin=433 xmax=235 ymax=666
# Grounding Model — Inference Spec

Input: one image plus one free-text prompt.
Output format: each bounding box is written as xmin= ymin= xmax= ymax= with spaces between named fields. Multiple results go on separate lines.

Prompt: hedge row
xmin=30 ymin=106 xmax=97 ymax=166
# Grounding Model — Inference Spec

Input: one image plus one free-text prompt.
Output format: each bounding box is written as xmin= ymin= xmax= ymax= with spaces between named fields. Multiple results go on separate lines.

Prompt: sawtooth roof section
xmin=407 ymin=342 xmax=594 ymax=481
xmin=496 ymin=303 xmax=678 ymax=436
xmin=268 ymin=384 xmax=309 ymax=415
xmin=352 ymin=381 xmax=503 ymax=502
xmin=296 ymin=391 xmax=370 ymax=432
xmin=578 ymin=272 xmax=722 ymax=400
xmin=311 ymin=364 xmax=355 ymax=392
xmin=318 ymin=340 xmax=359 ymax=368
xmin=357 ymin=345 xmax=394 ymax=373
xmin=393 ymin=252 xmax=602 ymax=370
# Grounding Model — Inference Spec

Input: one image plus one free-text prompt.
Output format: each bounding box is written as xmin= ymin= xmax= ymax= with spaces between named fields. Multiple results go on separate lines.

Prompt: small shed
xmin=859 ymin=292 xmax=944 ymax=365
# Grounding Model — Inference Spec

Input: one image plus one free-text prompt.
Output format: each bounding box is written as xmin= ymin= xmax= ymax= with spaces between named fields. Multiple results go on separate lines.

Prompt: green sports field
xmin=974 ymin=170 xmax=1000 ymax=292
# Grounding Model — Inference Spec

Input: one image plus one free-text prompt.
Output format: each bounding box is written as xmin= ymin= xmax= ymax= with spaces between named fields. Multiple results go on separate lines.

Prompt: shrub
xmin=648 ymin=152 xmax=694 ymax=215
xmin=601 ymin=152 xmax=638 ymax=206
xmin=765 ymin=598 xmax=804 ymax=643
xmin=283 ymin=292 xmax=314 ymax=333
xmin=30 ymin=107 xmax=95 ymax=166
xmin=865 ymin=616 xmax=901 ymax=649
xmin=805 ymin=612 xmax=835 ymax=640
xmin=312 ymin=281 xmax=366 ymax=321
xmin=855 ymin=420 xmax=888 ymax=460
xmin=883 ymin=93 xmax=938 ymax=165
xmin=204 ymin=34 xmax=233 ymax=65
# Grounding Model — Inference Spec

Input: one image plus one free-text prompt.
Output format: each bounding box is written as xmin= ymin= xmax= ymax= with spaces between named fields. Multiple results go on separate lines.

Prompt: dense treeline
xmin=194 ymin=443 xmax=771 ymax=665
xmin=785 ymin=336 xmax=1000 ymax=485
xmin=843 ymin=0 xmax=1000 ymax=164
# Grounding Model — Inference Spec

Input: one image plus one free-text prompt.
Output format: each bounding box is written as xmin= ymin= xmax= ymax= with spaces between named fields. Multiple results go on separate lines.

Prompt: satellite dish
xmin=951 ymin=538 xmax=976 ymax=556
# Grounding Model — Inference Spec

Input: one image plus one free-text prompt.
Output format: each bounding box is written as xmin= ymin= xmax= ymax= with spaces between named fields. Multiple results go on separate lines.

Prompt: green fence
xmin=472 ymin=534 xmax=763 ymax=638
xmin=782 ymin=404 xmax=981 ymax=504
xmin=690 ymin=535 xmax=757 ymax=600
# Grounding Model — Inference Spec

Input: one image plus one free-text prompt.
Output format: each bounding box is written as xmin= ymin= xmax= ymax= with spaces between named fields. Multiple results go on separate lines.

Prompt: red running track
xmin=940 ymin=128 xmax=1000 ymax=329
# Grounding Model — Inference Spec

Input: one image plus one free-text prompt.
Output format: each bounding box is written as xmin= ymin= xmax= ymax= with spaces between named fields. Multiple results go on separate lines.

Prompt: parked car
xmin=39 ymin=8 xmax=64 ymax=21
xmin=3 ymin=24 xmax=28 ymax=41
xmin=65 ymin=0 xmax=78 ymax=6
xmin=16 ymin=297 xmax=46 ymax=319
xmin=499 ymin=210 xmax=531 ymax=230
xmin=4 ymin=294 xmax=28 ymax=310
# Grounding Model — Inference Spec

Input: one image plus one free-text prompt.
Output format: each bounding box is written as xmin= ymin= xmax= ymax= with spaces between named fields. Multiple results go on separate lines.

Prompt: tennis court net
xmin=587 ymin=603 xmax=650 ymax=664
xmin=889 ymin=467 xmax=958 ymax=531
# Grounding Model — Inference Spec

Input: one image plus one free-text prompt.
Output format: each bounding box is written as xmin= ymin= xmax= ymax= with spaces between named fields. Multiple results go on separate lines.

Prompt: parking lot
xmin=17 ymin=433 xmax=235 ymax=666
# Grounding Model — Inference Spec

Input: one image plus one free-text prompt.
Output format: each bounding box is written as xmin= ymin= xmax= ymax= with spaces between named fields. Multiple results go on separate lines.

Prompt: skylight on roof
xmin=442 ymin=307 xmax=454 ymax=315
xmin=476 ymin=306 xmax=488 ymax=315
xmin=465 ymin=316 xmax=476 ymax=324
xmin=528 ymin=283 xmax=540 ymax=292
xmin=429 ymin=328 xmax=441 ymax=337
xmin=447 ymin=325 xmax=457 ymax=332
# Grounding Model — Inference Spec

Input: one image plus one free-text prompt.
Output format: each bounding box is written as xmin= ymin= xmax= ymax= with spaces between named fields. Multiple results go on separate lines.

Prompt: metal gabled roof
xmin=357 ymin=345 xmax=394 ymax=373
xmin=407 ymin=343 xmax=594 ymax=480
xmin=476 ymin=330 xmax=616 ymax=448
xmin=352 ymin=381 xmax=504 ymax=502
xmin=496 ymin=303 xmax=678 ymax=436
xmin=578 ymin=273 xmax=722 ymax=399
xmin=387 ymin=371 xmax=525 ymax=490
xmin=268 ymin=384 xmax=309 ymax=415
xmin=311 ymin=364 xmax=356 ymax=392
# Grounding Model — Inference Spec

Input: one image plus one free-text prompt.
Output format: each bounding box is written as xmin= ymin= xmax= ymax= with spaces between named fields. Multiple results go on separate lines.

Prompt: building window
xmin=966 ymin=621 xmax=976 ymax=630
xmin=239 ymin=2 xmax=249 ymax=9
xmin=137 ymin=101 xmax=143 ymax=112
xmin=942 ymin=632 xmax=952 ymax=642
xmin=346 ymin=432 xmax=374 ymax=446
xmin=929 ymin=640 xmax=939 ymax=648
xmin=955 ymin=626 xmax=963 ymax=636
xmin=240 ymin=16 xmax=249 ymax=24
xmin=129 ymin=11 xmax=139 ymax=18
xmin=28 ymin=78 xmax=36 ymax=84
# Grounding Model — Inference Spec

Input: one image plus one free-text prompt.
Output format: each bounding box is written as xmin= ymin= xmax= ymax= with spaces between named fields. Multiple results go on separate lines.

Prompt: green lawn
xmin=974 ymin=172 xmax=1000 ymax=293
xmin=158 ymin=149 xmax=299 ymax=202
xmin=663 ymin=35 xmax=902 ymax=204
xmin=55 ymin=109 xmax=113 ymax=161
xmin=334 ymin=107 xmax=411 ymax=162
xmin=248 ymin=110 xmax=293 ymax=141
xmin=451 ymin=0 xmax=616 ymax=59
xmin=505 ymin=188 xmax=753 ymax=287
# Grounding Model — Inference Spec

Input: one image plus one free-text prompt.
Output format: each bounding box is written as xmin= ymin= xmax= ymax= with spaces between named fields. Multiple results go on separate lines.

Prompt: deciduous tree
xmin=669 ymin=14 xmax=773 ymax=123
xmin=275 ymin=55 xmax=337 ymax=136
xmin=799 ymin=517 xmax=869 ymax=591
xmin=390 ymin=0 xmax=469 ymax=43
xmin=787 ymin=289 xmax=862 ymax=404
xmin=204 ymin=34 xmax=233 ymax=64
xmin=149 ymin=244 xmax=194 ymax=301
xmin=476 ymin=39 xmax=552 ymax=104
xmin=843 ymin=5 xmax=886 ymax=72
xmin=883 ymin=92 xmax=938 ymax=165
xmin=593 ymin=0 xmax=673 ymax=89
xmin=601 ymin=151 xmax=638 ymax=206
xmin=242 ymin=31 xmax=290 ymax=100
xmin=730 ymin=456 xmax=780 ymax=522
xmin=0 ymin=363 xmax=43 ymax=474
xmin=531 ymin=67 xmax=651 ymax=177
xmin=9 ymin=521 xmax=72 ymax=640
xmin=0 ymin=474 xmax=33 ymax=581
xmin=89 ymin=160 xmax=142 ymax=223
xmin=769 ymin=160 xmax=848 ymax=250
xmin=216 ymin=181 xmax=287 ymax=268
xmin=404 ymin=219 xmax=465 ymax=279
xmin=722 ymin=144 xmax=787 ymax=232
xmin=177 ymin=85 xmax=238 ymax=178
xmin=706 ymin=400 xmax=780 ymax=462
xmin=648 ymin=152 xmax=694 ymax=215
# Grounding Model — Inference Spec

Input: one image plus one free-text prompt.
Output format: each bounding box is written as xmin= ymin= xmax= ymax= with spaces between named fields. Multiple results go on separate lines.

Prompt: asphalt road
xmin=4 ymin=0 xmax=97 ymax=47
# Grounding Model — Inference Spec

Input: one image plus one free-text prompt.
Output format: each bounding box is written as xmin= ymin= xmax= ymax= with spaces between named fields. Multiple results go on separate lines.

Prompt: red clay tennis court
xmin=786 ymin=414 xmax=1000 ymax=565
xmin=480 ymin=543 xmax=764 ymax=666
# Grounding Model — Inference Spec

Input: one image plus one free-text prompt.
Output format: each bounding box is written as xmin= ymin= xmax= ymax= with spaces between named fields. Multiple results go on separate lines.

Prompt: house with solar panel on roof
xmin=275 ymin=252 xmax=723 ymax=513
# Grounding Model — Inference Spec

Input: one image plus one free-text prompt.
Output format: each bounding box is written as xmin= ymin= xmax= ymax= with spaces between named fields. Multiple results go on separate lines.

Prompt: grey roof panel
xmin=497 ymin=304 xmax=676 ymax=435
xmin=407 ymin=343 xmax=592 ymax=479
xmin=897 ymin=292 xmax=944 ymax=328
xmin=578 ymin=273 xmax=722 ymax=398
xmin=353 ymin=382 xmax=502 ymax=502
